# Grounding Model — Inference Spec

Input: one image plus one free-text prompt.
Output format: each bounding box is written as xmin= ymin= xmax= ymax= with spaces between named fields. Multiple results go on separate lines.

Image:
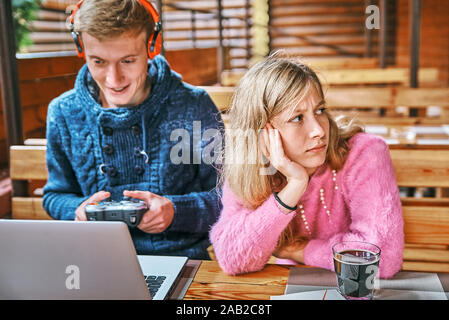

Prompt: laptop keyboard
xmin=144 ymin=275 xmax=167 ymax=297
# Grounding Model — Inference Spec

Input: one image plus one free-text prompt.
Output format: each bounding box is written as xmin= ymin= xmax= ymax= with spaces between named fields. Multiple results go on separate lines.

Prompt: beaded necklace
xmin=298 ymin=169 xmax=338 ymax=236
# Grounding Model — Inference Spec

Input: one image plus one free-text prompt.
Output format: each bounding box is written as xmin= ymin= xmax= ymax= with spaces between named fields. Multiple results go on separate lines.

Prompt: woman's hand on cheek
xmin=261 ymin=123 xmax=309 ymax=212
xmin=263 ymin=123 xmax=309 ymax=184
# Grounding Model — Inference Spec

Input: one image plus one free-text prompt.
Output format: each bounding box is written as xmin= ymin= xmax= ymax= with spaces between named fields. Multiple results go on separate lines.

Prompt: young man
xmin=43 ymin=0 xmax=223 ymax=259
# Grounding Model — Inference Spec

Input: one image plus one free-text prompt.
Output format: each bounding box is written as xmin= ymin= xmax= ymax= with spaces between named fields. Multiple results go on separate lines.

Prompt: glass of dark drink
xmin=332 ymin=241 xmax=381 ymax=300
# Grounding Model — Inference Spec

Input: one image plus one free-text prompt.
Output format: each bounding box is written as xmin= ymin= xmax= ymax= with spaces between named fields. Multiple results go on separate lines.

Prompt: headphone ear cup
xmin=72 ymin=31 xmax=85 ymax=59
xmin=147 ymin=33 xmax=162 ymax=59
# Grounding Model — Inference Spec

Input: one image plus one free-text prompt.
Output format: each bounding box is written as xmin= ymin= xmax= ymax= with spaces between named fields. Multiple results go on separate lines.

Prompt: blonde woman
xmin=210 ymin=53 xmax=404 ymax=278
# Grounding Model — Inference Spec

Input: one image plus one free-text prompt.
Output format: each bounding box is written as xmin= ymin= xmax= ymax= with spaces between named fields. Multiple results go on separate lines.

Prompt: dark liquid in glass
xmin=333 ymin=249 xmax=380 ymax=299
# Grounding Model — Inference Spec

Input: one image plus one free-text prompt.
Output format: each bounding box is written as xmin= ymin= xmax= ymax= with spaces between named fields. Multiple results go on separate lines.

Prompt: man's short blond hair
xmin=73 ymin=0 xmax=155 ymax=40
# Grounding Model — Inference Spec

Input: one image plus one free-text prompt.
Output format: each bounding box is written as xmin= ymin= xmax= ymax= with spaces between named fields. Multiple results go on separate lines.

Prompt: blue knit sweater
xmin=43 ymin=55 xmax=223 ymax=259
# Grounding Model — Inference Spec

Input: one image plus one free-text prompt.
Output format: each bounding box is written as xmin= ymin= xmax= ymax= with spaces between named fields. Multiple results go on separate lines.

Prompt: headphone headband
xmin=69 ymin=0 xmax=162 ymax=59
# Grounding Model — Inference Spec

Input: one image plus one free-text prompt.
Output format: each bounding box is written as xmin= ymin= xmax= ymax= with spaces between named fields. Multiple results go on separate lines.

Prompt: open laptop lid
xmin=0 ymin=219 xmax=151 ymax=300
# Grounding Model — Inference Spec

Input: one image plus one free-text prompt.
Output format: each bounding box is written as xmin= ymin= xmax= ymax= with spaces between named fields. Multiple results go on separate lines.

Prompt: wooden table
xmin=184 ymin=260 xmax=291 ymax=300
xmin=183 ymin=260 xmax=449 ymax=301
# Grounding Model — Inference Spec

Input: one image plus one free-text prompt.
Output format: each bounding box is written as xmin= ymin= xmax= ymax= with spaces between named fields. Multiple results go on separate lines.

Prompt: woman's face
xmin=271 ymin=85 xmax=330 ymax=175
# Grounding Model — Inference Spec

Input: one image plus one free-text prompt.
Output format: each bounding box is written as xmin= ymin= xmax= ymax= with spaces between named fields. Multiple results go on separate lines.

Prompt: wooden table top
xmin=184 ymin=260 xmax=291 ymax=300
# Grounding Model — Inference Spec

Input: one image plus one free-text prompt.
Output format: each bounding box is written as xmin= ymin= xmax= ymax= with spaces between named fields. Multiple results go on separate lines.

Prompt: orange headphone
xmin=69 ymin=0 xmax=162 ymax=59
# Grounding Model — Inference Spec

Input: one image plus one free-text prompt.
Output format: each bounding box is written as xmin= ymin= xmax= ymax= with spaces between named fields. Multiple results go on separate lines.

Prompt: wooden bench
xmin=300 ymin=57 xmax=379 ymax=70
xmin=221 ymin=67 xmax=440 ymax=87
xmin=9 ymin=145 xmax=449 ymax=273
xmin=204 ymin=86 xmax=449 ymax=125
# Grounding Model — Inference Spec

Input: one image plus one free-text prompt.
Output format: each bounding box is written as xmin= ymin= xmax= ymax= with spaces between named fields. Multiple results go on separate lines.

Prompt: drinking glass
xmin=332 ymin=241 xmax=381 ymax=300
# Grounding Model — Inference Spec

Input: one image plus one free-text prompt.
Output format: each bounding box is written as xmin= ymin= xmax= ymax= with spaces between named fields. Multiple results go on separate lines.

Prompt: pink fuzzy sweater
xmin=210 ymin=133 xmax=404 ymax=278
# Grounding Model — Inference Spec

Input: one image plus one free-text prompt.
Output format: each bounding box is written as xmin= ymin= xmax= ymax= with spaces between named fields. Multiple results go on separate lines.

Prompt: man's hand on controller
xmin=123 ymin=190 xmax=174 ymax=234
xmin=75 ymin=191 xmax=111 ymax=221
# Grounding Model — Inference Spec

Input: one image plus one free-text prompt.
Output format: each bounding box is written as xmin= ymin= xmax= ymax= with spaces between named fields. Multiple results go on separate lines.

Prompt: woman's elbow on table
xmin=215 ymin=250 xmax=268 ymax=276
xmin=210 ymin=230 xmax=268 ymax=275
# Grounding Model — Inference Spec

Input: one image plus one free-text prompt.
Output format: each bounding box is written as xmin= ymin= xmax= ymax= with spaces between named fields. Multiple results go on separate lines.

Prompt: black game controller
xmin=85 ymin=197 xmax=148 ymax=228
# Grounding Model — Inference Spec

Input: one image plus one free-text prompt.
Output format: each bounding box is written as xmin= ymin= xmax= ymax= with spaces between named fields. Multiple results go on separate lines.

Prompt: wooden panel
xmin=403 ymin=247 xmax=449 ymax=263
xmin=186 ymin=281 xmax=285 ymax=300
xmin=275 ymin=45 xmax=370 ymax=57
xmin=10 ymin=146 xmax=47 ymax=180
xmin=272 ymin=35 xmax=373 ymax=48
xmin=271 ymin=3 xmax=365 ymax=17
xmin=40 ymin=0 xmax=76 ymax=11
xmin=12 ymin=197 xmax=52 ymax=220
xmin=165 ymin=47 xmax=218 ymax=85
xmin=185 ymin=260 xmax=289 ymax=300
xmin=394 ymin=88 xmax=449 ymax=107
xmin=193 ymin=260 xmax=288 ymax=285
xmin=200 ymin=86 xmax=449 ymax=112
xmin=305 ymin=57 xmax=379 ymax=70
xmin=326 ymin=87 xmax=393 ymax=108
xmin=319 ymin=68 xmax=439 ymax=85
xmin=161 ymin=1 xmax=251 ymax=71
xmin=17 ymin=54 xmax=84 ymax=81
xmin=401 ymin=261 xmax=449 ymax=273
xmin=19 ymin=76 xmax=76 ymax=109
xmin=403 ymin=206 xmax=449 ymax=245
xmin=199 ymin=86 xmax=234 ymax=111
xmin=269 ymin=0 xmax=374 ymax=64
xmin=0 ymin=104 xmax=47 ymax=141
xmin=221 ymin=68 xmax=440 ymax=86
xmin=396 ymin=0 xmax=449 ymax=85
xmin=390 ymin=149 xmax=449 ymax=188
xmin=401 ymin=198 xmax=449 ymax=207
xmin=405 ymin=243 xmax=448 ymax=250
xmin=271 ymin=15 xmax=364 ymax=27
xmin=328 ymin=87 xmax=449 ymax=108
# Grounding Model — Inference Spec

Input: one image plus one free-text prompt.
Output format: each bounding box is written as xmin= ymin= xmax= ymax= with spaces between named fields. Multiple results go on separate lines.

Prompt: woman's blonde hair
xmin=73 ymin=0 xmax=154 ymax=40
xmin=221 ymin=51 xmax=364 ymax=248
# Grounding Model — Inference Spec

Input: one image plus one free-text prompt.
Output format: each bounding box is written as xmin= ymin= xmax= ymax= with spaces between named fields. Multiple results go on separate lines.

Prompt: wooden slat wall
xmin=25 ymin=0 xmax=449 ymax=84
xmin=396 ymin=0 xmax=449 ymax=85
xmin=27 ymin=0 xmax=252 ymax=72
xmin=163 ymin=0 xmax=253 ymax=70
xmin=27 ymin=0 xmax=75 ymax=53
xmin=269 ymin=0 xmax=378 ymax=59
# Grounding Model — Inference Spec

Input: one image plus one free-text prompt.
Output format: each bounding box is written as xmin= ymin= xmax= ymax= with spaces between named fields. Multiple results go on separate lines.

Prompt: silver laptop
xmin=0 ymin=219 xmax=187 ymax=300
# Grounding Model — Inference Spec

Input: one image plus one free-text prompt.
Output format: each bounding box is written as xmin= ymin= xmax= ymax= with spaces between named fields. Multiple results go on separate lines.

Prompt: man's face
xmin=82 ymin=30 xmax=150 ymax=108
